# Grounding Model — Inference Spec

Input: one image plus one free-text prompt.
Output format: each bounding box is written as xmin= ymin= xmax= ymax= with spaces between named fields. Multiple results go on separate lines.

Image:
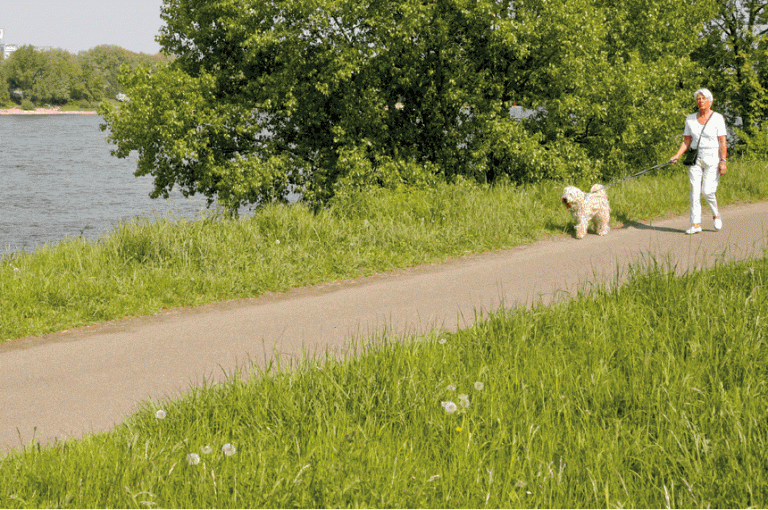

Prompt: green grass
xmin=2 ymin=161 xmax=768 ymax=507
xmin=2 ymin=159 xmax=767 ymax=343
xmin=2 ymin=253 xmax=767 ymax=508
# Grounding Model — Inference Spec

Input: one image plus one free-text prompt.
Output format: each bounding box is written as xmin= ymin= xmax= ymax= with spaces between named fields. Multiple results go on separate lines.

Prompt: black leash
xmin=602 ymin=161 xmax=673 ymax=191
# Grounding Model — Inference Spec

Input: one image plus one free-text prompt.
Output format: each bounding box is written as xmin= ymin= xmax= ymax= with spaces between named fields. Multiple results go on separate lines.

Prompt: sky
xmin=2 ymin=0 xmax=164 ymax=54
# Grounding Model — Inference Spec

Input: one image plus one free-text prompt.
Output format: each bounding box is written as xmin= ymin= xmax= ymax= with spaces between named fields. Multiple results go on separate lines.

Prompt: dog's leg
xmin=596 ymin=210 xmax=610 ymax=236
xmin=575 ymin=217 xmax=588 ymax=239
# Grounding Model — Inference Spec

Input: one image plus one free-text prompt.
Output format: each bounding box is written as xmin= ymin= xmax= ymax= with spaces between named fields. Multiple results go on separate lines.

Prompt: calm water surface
xmin=1 ymin=115 xmax=213 ymax=255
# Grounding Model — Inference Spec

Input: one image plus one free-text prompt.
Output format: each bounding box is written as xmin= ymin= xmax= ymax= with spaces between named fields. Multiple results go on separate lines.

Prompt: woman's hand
xmin=670 ymin=154 xmax=681 ymax=164
xmin=718 ymin=161 xmax=727 ymax=175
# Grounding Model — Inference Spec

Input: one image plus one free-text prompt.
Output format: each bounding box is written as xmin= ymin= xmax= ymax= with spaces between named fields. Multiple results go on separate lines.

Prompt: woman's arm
xmin=671 ymin=136 xmax=692 ymax=163
xmin=718 ymin=135 xmax=727 ymax=175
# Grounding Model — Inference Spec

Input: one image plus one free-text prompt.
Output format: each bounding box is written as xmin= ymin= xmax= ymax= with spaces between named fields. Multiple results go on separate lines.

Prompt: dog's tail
xmin=589 ymin=184 xmax=605 ymax=192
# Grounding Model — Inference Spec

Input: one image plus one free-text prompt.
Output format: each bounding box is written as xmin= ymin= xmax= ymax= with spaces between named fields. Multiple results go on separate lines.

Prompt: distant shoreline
xmin=0 ymin=107 xmax=97 ymax=115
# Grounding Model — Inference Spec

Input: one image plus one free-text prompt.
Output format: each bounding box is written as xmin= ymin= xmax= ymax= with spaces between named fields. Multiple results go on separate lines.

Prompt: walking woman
xmin=671 ymin=88 xmax=728 ymax=234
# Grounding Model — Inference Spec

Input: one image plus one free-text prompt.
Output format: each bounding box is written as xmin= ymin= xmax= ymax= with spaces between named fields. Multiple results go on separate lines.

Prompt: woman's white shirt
xmin=684 ymin=112 xmax=727 ymax=150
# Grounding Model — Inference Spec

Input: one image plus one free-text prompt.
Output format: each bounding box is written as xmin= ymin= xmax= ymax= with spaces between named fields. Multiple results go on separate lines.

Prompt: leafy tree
xmin=524 ymin=0 xmax=716 ymax=175
xmin=3 ymin=47 xmax=76 ymax=104
xmin=0 ymin=62 xmax=8 ymax=104
xmin=101 ymin=0 xmax=715 ymax=212
xmin=78 ymin=45 xmax=171 ymax=101
xmin=34 ymin=49 xmax=77 ymax=104
xmin=0 ymin=45 xmax=170 ymax=106
xmin=693 ymin=0 xmax=768 ymax=139
xmin=3 ymin=46 xmax=43 ymax=98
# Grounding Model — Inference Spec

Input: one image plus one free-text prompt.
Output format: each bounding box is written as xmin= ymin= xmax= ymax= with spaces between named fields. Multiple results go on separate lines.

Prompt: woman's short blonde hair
xmin=694 ymin=88 xmax=713 ymax=103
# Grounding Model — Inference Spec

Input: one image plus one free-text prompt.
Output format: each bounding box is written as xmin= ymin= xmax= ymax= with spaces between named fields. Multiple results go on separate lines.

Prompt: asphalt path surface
xmin=2 ymin=202 xmax=768 ymax=455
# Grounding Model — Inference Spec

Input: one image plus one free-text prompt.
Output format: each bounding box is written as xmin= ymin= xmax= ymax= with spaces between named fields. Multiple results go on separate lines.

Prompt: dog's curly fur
xmin=561 ymin=184 xmax=611 ymax=239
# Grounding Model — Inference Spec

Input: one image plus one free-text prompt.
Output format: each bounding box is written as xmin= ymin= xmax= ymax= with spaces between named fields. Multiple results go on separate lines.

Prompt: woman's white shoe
xmin=714 ymin=217 xmax=722 ymax=230
xmin=686 ymin=225 xmax=702 ymax=235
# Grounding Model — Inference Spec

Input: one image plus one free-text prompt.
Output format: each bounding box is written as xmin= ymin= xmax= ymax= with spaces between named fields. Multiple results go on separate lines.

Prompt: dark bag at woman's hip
xmin=683 ymin=112 xmax=714 ymax=166
xmin=682 ymin=147 xmax=698 ymax=166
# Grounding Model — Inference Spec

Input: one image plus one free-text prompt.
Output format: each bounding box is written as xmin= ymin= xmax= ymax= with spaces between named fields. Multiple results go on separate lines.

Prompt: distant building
xmin=3 ymin=44 xmax=18 ymax=59
xmin=0 ymin=28 xmax=21 ymax=58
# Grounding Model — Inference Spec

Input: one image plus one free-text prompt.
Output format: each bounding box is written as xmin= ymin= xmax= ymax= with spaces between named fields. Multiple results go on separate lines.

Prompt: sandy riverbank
xmin=0 ymin=107 xmax=97 ymax=115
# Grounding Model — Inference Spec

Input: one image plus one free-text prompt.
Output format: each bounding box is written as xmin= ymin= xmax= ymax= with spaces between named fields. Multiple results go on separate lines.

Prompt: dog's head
xmin=561 ymin=186 xmax=585 ymax=209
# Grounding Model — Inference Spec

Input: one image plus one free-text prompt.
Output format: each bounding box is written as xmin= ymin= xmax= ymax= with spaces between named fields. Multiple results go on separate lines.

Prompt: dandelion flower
xmin=155 ymin=410 xmax=166 ymax=420
xmin=474 ymin=381 xmax=484 ymax=391
xmin=442 ymin=401 xmax=458 ymax=414
xmin=222 ymin=443 xmax=236 ymax=456
xmin=456 ymin=427 xmax=463 ymax=433
xmin=186 ymin=453 xmax=200 ymax=465
xmin=201 ymin=445 xmax=212 ymax=455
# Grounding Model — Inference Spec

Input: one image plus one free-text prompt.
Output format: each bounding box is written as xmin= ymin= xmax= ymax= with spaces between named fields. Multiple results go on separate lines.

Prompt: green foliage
xmin=735 ymin=124 xmax=768 ymax=159
xmin=100 ymin=0 xmax=715 ymax=212
xmin=693 ymin=0 xmax=768 ymax=144
xmin=0 ymin=45 xmax=171 ymax=106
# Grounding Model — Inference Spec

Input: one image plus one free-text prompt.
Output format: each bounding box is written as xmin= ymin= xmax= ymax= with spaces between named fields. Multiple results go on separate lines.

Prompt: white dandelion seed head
xmin=438 ymin=338 xmax=447 ymax=345
xmin=447 ymin=384 xmax=457 ymax=392
xmin=155 ymin=410 xmax=166 ymax=420
xmin=275 ymin=239 xmax=280 ymax=245
xmin=222 ymin=443 xmax=236 ymax=456
xmin=395 ymin=102 xmax=404 ymax=109
xmin=201 ymin=445 xmax=212 ymax=455
xmin=474 ymin=381 xmax=484 ymax=391
xmin=443 ymin=401 xmax=458 ymax=414
xmin=186 ymin=453 xmax=200 ymax=465
xmin=459 ymin=396 xmax=470 ymax=408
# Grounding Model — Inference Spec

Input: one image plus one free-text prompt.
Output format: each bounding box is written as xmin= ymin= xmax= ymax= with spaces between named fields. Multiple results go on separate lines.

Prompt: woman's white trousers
xmin=688 ymin=147 xmax=720 ymax=225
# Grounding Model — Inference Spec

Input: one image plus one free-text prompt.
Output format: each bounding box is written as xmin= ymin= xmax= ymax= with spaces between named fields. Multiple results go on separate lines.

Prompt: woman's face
xmin=696 ymin=93 xmax=711 ymax=110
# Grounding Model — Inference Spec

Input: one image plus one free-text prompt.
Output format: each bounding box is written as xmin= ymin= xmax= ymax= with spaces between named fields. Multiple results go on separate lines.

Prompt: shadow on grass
xmin=544 ymin=220 xmax=573 ymax=237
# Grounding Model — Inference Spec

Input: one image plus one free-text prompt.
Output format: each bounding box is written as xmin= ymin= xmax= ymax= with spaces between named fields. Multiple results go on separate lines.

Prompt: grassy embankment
xmin=1 ymin=224 xmax=767 ymax=507
xmin=1 ymin=161 xmax=768 ymax=507
xmin=2 ymin=160 xmax=768 ymax=343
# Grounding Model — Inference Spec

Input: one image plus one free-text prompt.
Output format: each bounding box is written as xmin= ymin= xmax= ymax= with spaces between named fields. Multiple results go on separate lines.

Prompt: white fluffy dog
xmin=561 ymin=184 xmax=611 ymax=239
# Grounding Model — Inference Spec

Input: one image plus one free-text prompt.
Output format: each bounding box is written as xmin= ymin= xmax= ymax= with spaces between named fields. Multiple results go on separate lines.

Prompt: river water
xmin=1 ymin=115 xmax=214 ymax=256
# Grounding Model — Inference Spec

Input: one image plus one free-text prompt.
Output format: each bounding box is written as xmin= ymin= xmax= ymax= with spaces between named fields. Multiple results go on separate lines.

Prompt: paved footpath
xmin=2 ymin=202 xmax=768 ymax=455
